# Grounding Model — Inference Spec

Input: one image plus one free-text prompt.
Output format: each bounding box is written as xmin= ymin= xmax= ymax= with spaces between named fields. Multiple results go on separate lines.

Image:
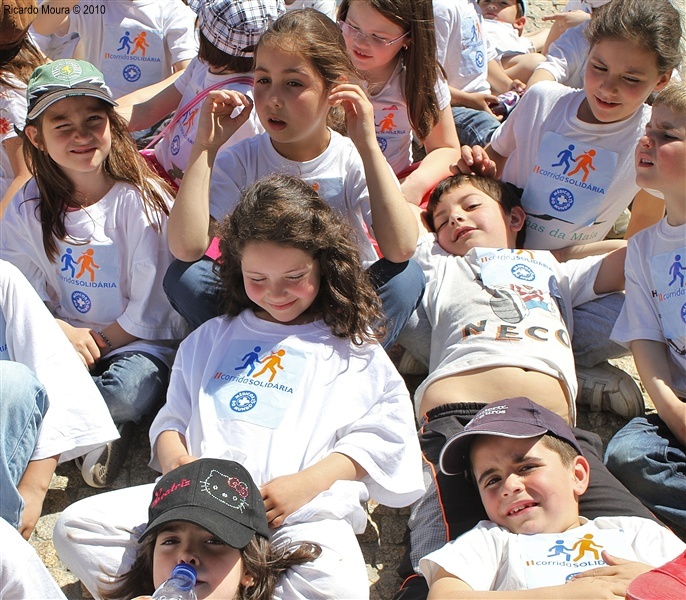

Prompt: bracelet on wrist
xmin=97 ymin=330 xmax=113 ymax=353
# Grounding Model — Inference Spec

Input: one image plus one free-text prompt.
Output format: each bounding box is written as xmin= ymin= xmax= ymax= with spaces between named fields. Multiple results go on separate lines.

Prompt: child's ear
xmin=513 ymin=16 xmax=526 ymax=34
xmin=24 ymin=125 xmax=43 ymax=151
xmin=653 ymin=71 xmax=672 ymax=93
xmin=571 ymin=455 xmax=591 ymax=497
xmin=508 ymin=206 xmax=527 ymax=233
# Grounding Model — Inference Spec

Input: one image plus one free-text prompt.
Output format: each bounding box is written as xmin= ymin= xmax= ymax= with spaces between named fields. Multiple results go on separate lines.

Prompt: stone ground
xmin=30 ymin=354 xmax=656 ymax=600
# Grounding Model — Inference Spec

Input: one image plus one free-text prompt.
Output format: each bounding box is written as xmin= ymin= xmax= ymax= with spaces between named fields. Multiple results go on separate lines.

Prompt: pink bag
xmin=139 ymin=75 xmax=254 ymax=193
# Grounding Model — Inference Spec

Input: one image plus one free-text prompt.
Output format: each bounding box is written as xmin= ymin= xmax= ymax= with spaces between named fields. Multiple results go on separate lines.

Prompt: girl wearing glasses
xmin=337 ymin=0 xmax=461 ymax=205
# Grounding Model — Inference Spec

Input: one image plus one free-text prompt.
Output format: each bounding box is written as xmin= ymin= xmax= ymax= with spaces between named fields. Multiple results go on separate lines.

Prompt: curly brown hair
xmin=100 ymin=532 xmax=321 ymax=600
xmin=22 ymin=102 xmax=174 ymax=262
xmin=217 ymin=174 xmax=385 ymax=345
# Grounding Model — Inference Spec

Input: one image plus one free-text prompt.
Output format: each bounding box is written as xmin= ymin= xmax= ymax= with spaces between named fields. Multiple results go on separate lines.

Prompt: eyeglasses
xmin=338 ymin=20 xmax=409 ymax=48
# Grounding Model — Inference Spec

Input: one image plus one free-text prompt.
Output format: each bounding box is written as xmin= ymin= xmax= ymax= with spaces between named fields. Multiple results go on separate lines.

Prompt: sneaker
xmin=576 ymin=362 xmax=645 ymax=419
xmin=78 ymin=422 xmax=135 ymax=488
xmin=398 ymin=350 xmax=428 ymax=376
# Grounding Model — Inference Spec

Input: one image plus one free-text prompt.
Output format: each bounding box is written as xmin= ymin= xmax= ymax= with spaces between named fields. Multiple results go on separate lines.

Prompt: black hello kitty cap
xmin=139 ymin=458 xmax=270 ymax=548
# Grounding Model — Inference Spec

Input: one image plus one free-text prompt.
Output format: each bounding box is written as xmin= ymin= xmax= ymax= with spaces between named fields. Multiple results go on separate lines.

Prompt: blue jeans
xmin=572 ymin=293 xmax=628 ymax=367
xmin=164 ymin=257 xmax=425 ymax=350
xmin=92 ymin=352 xmax=168 ymax=424
xmin=605 ymin=413 xmax=686 ymax=532
xmin=451 ymin=106 xmax=500 ymax=147
xmin=0 ymin=362 xmax=48 ymax=528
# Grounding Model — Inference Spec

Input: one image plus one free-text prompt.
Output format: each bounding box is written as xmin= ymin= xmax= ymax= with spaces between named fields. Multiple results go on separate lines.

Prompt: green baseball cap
xmin=26 ymin=59 xmax=117 ymax=122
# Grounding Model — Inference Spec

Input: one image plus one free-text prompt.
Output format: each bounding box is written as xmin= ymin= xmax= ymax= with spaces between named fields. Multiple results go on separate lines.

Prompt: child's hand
xmin=508 ymin=79 xmax=526 ymax=95
xmin=542 ymin=10 xmax=592 ymax=32
xmin=567 ymin=551 xmax=652 ymax=597
xmin=58 ymin=321 xmax=101 ymax=369
xmin=260 ymin=471 xmax=321 ymax=529
xmin=460 ymin=91 xmax=500 ymax=115
xmin=452 ymin=145 xmax=498 ymax=178
xmin=16 ymin=484 xmax=45 ymax=540
xmin=329 ymin=82 xmax=377 ymax=150
xmin=195 ymin=90 xmax=253 ymax=151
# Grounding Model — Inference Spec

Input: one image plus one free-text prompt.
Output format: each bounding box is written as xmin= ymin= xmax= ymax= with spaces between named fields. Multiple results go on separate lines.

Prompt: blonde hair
xmin=652 ymin=80 xmax=686 ymax=115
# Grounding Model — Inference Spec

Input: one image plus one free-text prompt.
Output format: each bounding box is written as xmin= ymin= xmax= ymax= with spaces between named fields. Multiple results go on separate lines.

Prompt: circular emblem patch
xmin=71 ymin=291 xmax=92 ymax=314
xmin=549 ymin=188 xmax=574 ymax=212
xmin=511 ymin=263 xmax=535 ymax=281
xmin=123 ymin=65 xmax=141 ymax=82
xmin=230 ymin=390 xmax=257 ymax=413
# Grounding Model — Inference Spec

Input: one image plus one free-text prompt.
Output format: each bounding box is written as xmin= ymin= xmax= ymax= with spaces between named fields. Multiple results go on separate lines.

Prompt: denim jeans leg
xmin=0 ymin=362 xmax=48 ymax=528
xmin=604 ymin=414 xmax=686 ymax=531
xmin=163 ymin=257 xmax=222 ymax=331
xmin=367 ymin=258 xmax=426 ymax=350
xmin=451 ymin=106 xmax=501 ymax=147
xmin=92 ymin=352 xmax=169 ymax=424
xmin=572 ymin=293 xmax=629 ymax=367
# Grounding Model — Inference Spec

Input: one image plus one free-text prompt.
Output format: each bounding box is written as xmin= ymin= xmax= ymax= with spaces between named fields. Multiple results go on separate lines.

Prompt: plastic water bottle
xmin=151 ymin=564 xmax=197 ymax=600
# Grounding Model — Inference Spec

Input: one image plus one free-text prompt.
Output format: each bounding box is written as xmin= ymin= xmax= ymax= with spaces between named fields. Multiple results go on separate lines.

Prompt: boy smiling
xmin=420 ymin=397 xmax=685 ymax=597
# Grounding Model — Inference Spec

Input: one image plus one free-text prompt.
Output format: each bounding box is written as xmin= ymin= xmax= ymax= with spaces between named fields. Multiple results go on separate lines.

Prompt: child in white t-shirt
xmin=605 ymin=82 xmax=686 ymax=535
xmin=478 ymin=0 xmax=546 ymax=84
xmin=53 ymin=173 xmax=423 ymax=599
xmin=421 ymin=397 xmax=685 ymax=597
xmin=115 ymin=0 xmax=283 ymax=189
xmin=32 ymin=0 xmax=197 ymax=97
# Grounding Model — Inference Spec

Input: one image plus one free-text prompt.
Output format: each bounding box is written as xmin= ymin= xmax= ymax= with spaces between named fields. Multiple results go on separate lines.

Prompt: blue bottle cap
xmin=171 ymin=563 xmax=197 ymax=589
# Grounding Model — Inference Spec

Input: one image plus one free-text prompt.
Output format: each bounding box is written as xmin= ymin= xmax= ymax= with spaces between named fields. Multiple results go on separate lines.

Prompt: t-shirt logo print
xmin=201 ymin=469 xmax=250 ymax=512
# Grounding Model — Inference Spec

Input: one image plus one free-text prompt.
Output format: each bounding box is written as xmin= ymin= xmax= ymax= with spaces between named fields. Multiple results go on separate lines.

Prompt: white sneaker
xmin=398 ymin=350 xmax=428 ymax=376
xmin=77 ymin=422 xmax=134 ymax=488
xmin=576 ymin=362 xmax=645 ymax=419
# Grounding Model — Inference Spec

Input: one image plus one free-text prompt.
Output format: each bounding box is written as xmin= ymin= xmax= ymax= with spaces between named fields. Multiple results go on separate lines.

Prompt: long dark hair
xmin=0 ymin=36 xmax=45 ymax=87
xmin=337 ymin=0 xmax=441 ymax=141
xmin=100 ymin=533 xmax=321 ymax=600
xmin=217 ymin=174 xmax=385 ymax=345
xmin=22 ymin=102 xmax=174 ymax=262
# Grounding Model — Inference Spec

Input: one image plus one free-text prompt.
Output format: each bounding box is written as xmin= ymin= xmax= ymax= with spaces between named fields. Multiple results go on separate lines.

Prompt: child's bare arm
xmin=400 ymin=106 xmax=462 ymax=206
xmin=631 ymin=339 xmax=686 ymax=446
xmin=428 ymin=561 xmax=637 ymax=598
xmin=553 ymin=239 xmax=627 ymax=263
xmin=32 ymin=0 xmax=79 ymax=35
xmin=155 ymin=431 xmax=198 ymax=475
xmin=260 ymin=452 xmax=367 ymax=528
xmin=115 ymin=72 xmax=184 ymax=131
xmin=16 ymin=455 xmax=59 ymax=540
xmin=625 ymin=190 xmax=666 ymax=239
xmin=592 ymin=245 xmax=626 ymax=295
xmin=329 ymin=83 xmax=418 ymax=261
xmin=168 ymin=90 xmax=253 ymax=261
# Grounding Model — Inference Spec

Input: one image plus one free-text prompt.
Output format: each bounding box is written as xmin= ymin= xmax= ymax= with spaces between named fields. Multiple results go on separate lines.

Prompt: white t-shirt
xmin=612 ymin=218 xmax=686 ymax=397
xmin=68 ymin=0 xmax=197 ymax=98
xmin=0 ymin=518 xmax=68 ymax=599
xmin=153 ymin=58 xmax=262 ymax=186
xmin=412 ymin=234 xmax=603 ymax=418
xmin=369 ymin=58 xmax=451 ymax=175
xmin=433 ymin=0 xmax=492 ymax=94
xmin=210 ymin=130 xmax=380 ymax=267
xmin=285 ymin=0 xmax=337 ymax=20
xmin=483 ymin=19 xmax=535 ymax=61
xmin=0 ymin=76 xmax=26 ymax=200
xmin=533 ymin=22 xmax=588 ymax=89
xmin=490 ymin=81 xmax=650 ymax=250
xmin=0 ymin=260 xmax=118 ymax=463
xmin=420 ymin=516 xmax=686 ymax=591
xmin=149 ymin=309 xmax=424 ymax=530
xmin=0 ymin=180 xmax=187 ymax=366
